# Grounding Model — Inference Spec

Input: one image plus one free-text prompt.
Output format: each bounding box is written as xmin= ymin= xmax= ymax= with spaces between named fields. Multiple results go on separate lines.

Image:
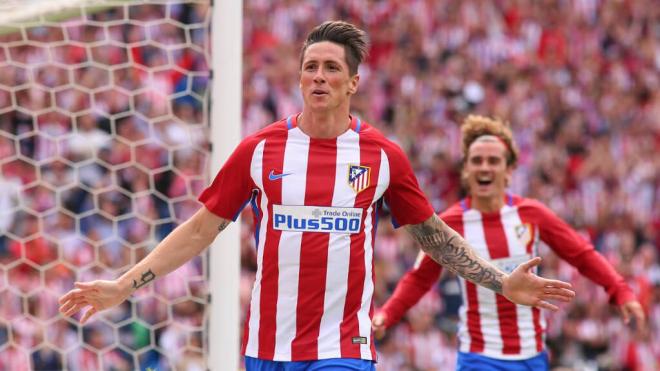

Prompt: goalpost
xmin=0 ymin=0 xmax=241 ymax=369
xmin=210 ymin=0 xmax=241 ymax=370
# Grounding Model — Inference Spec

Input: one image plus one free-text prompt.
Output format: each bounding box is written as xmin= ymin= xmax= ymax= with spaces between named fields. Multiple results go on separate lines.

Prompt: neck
xmin=298 ymin=107 xmax=351 ymax=139
xmin=471 ymin=195 xmax=505 ymax=213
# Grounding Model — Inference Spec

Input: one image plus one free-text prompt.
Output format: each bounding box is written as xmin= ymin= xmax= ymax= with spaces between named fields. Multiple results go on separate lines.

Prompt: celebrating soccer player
xmin=372 ymin=115 xmax=645 ymax=370
xmin=59 ymin=22 xmax=575 ymax=370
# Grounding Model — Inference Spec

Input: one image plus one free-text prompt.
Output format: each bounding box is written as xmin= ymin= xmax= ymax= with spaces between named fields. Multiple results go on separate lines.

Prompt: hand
xmin=371 ymin=312 xmax=387 ymax=340
xmin=619 ymin=300 xmax=646 ymax=329
xmin=502 ymin=257 xmax=575 ymax=311
xmin=58 ymin=280 xmax=132 ymax=324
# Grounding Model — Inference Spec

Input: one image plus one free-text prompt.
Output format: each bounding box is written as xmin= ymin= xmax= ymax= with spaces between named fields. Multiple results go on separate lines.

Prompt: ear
xmin=505 ymin=166 xmax=513 ymax=187
xmin=460 ymin=168 xmax=469 ymax=188
xmin=348 ymin=73 xmax=360 ymax=95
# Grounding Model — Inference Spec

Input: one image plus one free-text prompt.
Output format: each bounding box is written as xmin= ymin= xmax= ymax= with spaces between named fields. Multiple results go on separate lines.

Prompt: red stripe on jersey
xmin=241 ymin=305 xmax=251 ymax=354
xmin=482 ymin=214 xmax=521 ymax=354
xmin=532 ymin=307 xmax=543 ymax=352
xmin=291 ymin=138 xmax=336 ymax=360
xmin=340 ymin=139 xmax=381 ymax=359
xmin=256 ymin=132 xmax=287 ymax=359
xmin=526 ymin=226 xmax=536 ymax=255
xmin=465 ymin=282 xmax=485 ymax=353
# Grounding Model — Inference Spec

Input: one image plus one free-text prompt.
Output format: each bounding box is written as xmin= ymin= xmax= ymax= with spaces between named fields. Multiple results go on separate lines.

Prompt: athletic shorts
xmin=456 ymin=351 xmax=549 ymax=371
xmin=244 ymin=356 xmax=376 ymax=371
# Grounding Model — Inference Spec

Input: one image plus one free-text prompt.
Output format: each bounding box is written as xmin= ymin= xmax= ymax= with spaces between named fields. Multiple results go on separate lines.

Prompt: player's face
xmin=300 ymin=41 xmax=359 ymax=112
xmin=463 ymin=140 xmax=512 ymax=201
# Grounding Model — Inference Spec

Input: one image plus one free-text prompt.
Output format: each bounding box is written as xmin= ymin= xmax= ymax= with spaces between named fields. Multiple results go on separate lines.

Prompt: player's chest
xmin=256 ymin=140 xmax=384 ymax=208
xmin=461 ymin=214 xmax=539 ymax=273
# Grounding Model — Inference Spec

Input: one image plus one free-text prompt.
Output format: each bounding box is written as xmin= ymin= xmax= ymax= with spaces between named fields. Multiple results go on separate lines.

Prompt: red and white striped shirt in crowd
xmin=199 ymin=114 xmax=434 ymax=362
xmin=380 ymin=194 xmax=636 ymax=360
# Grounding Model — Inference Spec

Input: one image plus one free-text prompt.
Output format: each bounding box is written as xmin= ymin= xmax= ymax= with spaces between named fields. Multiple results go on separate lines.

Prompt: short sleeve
xmin=198 ymin=138 xmax=258 ymax=221
xmin=382 ymin=143 xmax=435 ymax=227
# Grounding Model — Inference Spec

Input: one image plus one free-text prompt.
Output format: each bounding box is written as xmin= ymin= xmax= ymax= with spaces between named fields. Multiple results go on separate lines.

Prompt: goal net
xmin=0 ymin=0 xmax=218 ymax=369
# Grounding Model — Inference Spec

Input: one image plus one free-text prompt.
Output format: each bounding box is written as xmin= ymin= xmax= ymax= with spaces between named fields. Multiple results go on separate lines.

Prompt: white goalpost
xmin=210 ymin=0 xmax=242 ymax=370
xmin=0 ymin=0 xmax=241 ymax=369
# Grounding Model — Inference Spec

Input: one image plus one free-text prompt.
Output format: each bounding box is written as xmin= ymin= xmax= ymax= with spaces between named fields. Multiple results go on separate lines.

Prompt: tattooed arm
xmin=406 ymin=215 xmax=575 ymax=310
xmin=59 ymin=207 xmax=229 ymax=323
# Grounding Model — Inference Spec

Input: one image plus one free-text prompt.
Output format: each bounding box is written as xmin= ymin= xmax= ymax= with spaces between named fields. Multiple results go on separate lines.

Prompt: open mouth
xmin=476 ymin=178 xmax=493 ymax=186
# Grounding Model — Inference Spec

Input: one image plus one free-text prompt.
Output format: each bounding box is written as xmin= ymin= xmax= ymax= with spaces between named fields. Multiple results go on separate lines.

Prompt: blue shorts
xmin=456 ymin=351 xmax=549 ymax=371
xmin=244 ymin=356 xmax=375 ymax=371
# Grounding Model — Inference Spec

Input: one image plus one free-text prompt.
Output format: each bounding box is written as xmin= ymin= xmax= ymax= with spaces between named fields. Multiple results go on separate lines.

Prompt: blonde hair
xmin=461 ymin=115 xmax=518 ymax=167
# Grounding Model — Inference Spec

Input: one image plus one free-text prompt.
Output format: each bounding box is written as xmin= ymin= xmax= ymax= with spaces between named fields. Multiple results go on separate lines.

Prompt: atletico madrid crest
xmin=348 ymin=164 xmax=371 ymax=193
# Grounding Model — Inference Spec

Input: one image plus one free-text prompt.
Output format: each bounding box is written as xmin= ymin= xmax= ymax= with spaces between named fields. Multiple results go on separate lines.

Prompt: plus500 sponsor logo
xmin=272 ymin=205 xmax=363 ymax=234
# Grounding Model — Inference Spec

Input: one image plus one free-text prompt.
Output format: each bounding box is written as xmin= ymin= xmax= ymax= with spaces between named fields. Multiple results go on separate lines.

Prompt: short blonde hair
xmin=461 ymin=115 xmax=518 ymax=167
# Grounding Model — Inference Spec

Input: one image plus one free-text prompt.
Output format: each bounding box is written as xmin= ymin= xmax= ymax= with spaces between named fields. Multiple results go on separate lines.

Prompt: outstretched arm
xmin=521 ymin=201 xmax=646 ymax=328
xmin=59 ymin=206 xmax=228 ymax=323
xmin=405 ymin=214 xmax=575 ymax=310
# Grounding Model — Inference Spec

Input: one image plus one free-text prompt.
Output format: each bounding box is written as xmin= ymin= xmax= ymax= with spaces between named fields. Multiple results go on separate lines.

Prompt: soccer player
xmin=372 ymin=115 xmax=646 ymax=370
xmin=59 ymin=22 xmax=575 ymax=371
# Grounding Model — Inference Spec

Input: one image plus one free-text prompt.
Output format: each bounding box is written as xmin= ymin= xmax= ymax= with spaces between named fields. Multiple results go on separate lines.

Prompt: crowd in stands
xmin=241 ymin=1 xmax=659 ymax=370
xmin=0 ymin=0 xmax=657 ymax=370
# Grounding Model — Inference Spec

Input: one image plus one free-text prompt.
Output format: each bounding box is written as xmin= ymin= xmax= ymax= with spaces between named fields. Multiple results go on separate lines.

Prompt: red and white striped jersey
xmin=380 ymin=194 xmax=636 ymax=360
xmin=199 ymin=114 xmax=434 ymax=362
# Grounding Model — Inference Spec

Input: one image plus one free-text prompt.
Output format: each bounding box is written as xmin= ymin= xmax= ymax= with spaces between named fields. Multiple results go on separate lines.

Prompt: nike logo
xmin=268 ymin=170 xmax=292 ymax=181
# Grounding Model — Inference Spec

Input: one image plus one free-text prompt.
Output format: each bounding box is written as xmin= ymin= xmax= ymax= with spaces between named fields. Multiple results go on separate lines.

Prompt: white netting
xmin=0 ymin=1 xmax=211 ymax=369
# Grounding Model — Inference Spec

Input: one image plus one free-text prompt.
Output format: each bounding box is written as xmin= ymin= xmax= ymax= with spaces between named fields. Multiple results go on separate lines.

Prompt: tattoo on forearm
xmin=218 ymin=220 xmax=229 ymax=232
xmin=406 ymin=216 xmax=504 ymax=293
xmin=132 ymin=269 xmax=155 ymax=290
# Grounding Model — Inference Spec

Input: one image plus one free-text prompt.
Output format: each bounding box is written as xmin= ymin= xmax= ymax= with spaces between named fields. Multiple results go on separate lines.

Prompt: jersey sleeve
xmin=379 ymin=251 xmax=444 ymax=328
xmin=198 ymin=138 xmax=258 ymax=221
xmin=520 ymin=200 xmax=636 ymax=306
xmin=382 ymin=142 xmax=435 ymax=226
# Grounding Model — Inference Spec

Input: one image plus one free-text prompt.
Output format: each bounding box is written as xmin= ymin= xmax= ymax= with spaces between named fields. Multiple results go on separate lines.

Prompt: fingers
xmin=631 ymin=306 xmax=646 ymax=328
xmin=519 ymin=257 xmax=542 ymax=271
xmin=372 ymin=313 xmax=385 ymax=327
xmin=59 ymin=297 xmax=81 ymax=313
xmin=59 ymin=281 xmax=102 ymax=322
xmin=58 ymin=289 xmax=82 ymax=305
xmin=59 ymin=290 xmax=97 ymax=312
xmin=371 ymin=312 xmax=387 ymax=340
xmin=541 ymin=278 xmax=574 ymax=291
xmin=534 ymin=300 xmax=559 ymax=312
xmin=80 ymin=307 xmax=98 ymax=324
xmin=540 ymin=294 xmax=573 ymax=303
xmin=621 ymin=301 xmax=646 ymax=328
xmin=59 ymin=282 xmax=99 ymax=304
xmin=621 ymin=305 xmax=631 ymax=324
xmin=62 ymin=302 xmax=91 ymax=317
xmin=543 ymin=287 xmax=575 ymax=298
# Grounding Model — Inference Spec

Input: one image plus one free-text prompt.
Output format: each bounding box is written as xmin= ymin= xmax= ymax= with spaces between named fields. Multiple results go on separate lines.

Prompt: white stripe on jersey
xmin=375 ymin=149 xmax=390 ymax=202
xmin=246 ymin=139 xmax=267 ymax=356
xmin=318 ymin=130 xmax=359 ymax=358
xmin=358 ymin=204 xmax=374 ymax=359
xmin=274 ymin=128 xmax=310 ymax=359
xmin=500 ymin=205 xmax=537 ymax=355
